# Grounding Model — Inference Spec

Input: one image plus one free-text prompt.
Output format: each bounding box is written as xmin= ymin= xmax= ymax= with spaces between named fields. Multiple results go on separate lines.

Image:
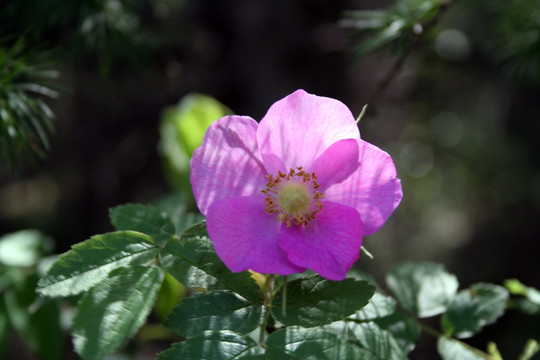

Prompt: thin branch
xmin=368 ymin=1 xmax=456 ymax=108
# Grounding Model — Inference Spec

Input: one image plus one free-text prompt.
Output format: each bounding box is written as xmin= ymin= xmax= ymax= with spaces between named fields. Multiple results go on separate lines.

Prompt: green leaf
xmin=4 ymin=273 xmax=62 ymax=360
xmin=157 ymin=330 xmax=263 ymax=360
xmin=37 ymin=231 xmax=159 ymax=297
xmin=373 ymin=310 xmax=421 ymax=354
xmin=323 ymin=320 xmax=408 ymax=359
xmin=73 ymin=266 xmax=163 ymax=360
xmin=346 ymin=269 xmax=378 ymax=286
xmin=512 ymin=298 xmax=540 ymax=315
xmin=0 ymin=230 xmax=53 ymax=267
xmin=271 ymin=274 xmax=375 ymax=327
xmin=505 ymin=279 xmax=540 ymax=305
xmin=159 ymin=93 xmax=233 ymax=194
xmin=266 ymin=326 xmax=372 ymax=360
xmin=519 ymin=339 xmax=540 ymax=360
xmin=346 ymin=321 xmax=408 ymax=360
xmin=487 ymin=342 xmax=503 ymax=360
xmin=442 ymin=283 xmax=509 ymax=338
xmin=164 ymin=290 xmax=263 ymax=336
xmin=154 ymin=192 xmax=205 ymax=234
xmin=161 ymin=221 xmax=260 ymax=301
xmin=437 ymin=337 xmax=485 ymax=360
xmin=154 ymin=272 xmax=185 ymax=321
xmin=354 ymin=18 xmax=406 ymax=58
xmin=386 ymin=262 xmax=458 ymax=318
xmin=350 ymin=292 xmax=397 ymax=321
xmin=0 ymin=266 xmax=25 ymax=293
xmin=109 ymin=203 xmax=176 ymax=246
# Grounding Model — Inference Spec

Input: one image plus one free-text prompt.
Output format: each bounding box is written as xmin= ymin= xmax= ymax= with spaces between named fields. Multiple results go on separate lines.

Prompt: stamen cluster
xmin=261 ymin=166 xmax=324 ymax=227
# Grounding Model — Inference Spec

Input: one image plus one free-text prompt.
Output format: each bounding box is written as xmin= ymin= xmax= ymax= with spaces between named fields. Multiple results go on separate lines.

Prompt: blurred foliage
xmin=0 ymin=37 xmax=58 ymax=169
xmin=159 ymin=94 xmax=232 ymax=205
xmin=343 ymin=0 xmax=540 ymax=85
xmin=505 ymin=279 xmax=540 ymax=316
xmin=71 ymin=0 xmax=150 ymax=75
xmin=1 ymin=0 xmax=149 ymax=75
xmin=519 ymin=340 xmax=540 ymax=360
xmin=341 ymin=0 xmax=451 ymax=60
xmin=0 ymin=230 xmax=61 ymax=360
xmin=0 ymin=0 xmax=151 ymax=168
xmin=480 ymin=0 xmax=540 ymax=85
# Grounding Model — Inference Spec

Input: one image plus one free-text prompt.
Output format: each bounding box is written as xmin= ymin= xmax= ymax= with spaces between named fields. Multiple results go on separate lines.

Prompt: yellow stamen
xmin=261 ymin=166 xmax=324 ymax=227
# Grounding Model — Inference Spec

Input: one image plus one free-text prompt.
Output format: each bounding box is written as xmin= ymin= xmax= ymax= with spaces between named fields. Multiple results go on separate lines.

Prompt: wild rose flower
xmin=190 ymin=89 xmax=402 ymax=281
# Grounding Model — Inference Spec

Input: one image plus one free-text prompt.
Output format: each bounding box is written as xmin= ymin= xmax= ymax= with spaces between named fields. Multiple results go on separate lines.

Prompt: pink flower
xmin=190 ymin=89 xmax=402 ymax=281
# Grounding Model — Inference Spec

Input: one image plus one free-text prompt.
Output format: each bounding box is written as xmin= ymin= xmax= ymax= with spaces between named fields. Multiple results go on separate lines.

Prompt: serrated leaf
xmin=157 ymin=330 xmax=263 ymax=360
xmin=386 ymin=262 xmax=458 ymax=318
xmin=271 ymin=274 xmax=375 ymax=327
xmin=37 ymin=231 xmax=159 ymax=297
xmin=266 ymin=326 xmax=372 ymax=360
xmin=350 ymin=292 xmax=397 ymax=321
xmin=323 ymin=320 xmax=408 ymax=359
xmin=109 ymin=204 xmax=176 ymax=247
xmin=437 ymin=337 xmax=485 ymax=360
xmin=346 ymin=269 xmax=378 ymax=287
xmin=164 ymin=290 xmax=263 ymax=336
xmin=442 ymin=283 xmax=509 ymax=338
xmin=373 ymin=310 xmax=421 ymax=354
xmin=154 ymin=192 xmax=205 ymax=234
xmin=161 ymin=222 xmax=260 ymax=301
xmin=346 ymin=321 xmax=408 ymax=360
xmin=73 ymin=266 xmax=163 ymax=360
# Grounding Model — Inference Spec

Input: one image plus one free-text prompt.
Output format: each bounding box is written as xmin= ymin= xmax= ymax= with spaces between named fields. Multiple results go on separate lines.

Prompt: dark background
xmin=1 ymin=0 xmax=539 ymax=358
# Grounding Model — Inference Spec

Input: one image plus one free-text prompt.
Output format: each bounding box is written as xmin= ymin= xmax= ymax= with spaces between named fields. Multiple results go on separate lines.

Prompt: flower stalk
xmin=259 ymin=274 xmax=276 ymax=344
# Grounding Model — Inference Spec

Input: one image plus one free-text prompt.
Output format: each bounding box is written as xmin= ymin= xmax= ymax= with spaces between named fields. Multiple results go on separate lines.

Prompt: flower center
xmin=261 ymin=166 xmax=324 ymax=227
xmin=278 ymin=183 xmax=310 ymax=214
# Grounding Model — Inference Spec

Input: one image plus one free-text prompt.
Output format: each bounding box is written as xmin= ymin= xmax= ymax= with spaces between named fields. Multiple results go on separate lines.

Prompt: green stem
xmin=360 ymin=246 xmax=374 ymax=260
xmin=259 ymin=274 xmax=276 ymax=345
xmin=282 ymin=275 xmax=287 ymax=317
xmin=356 ymin=105 xmax=368 ymax=124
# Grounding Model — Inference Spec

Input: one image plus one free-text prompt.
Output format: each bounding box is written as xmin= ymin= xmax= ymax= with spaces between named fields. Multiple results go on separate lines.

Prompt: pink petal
xmin=190 ymin=115 xmax=267 ymax=215
xmin=308 ymin=138 xmax=359 ymax=191
xmin=325 ymin=139 xmax=402 ymax=236
xmin=207 ymin=195 xmax=306 ymax=275
xmin=260 ymin=152 xmax=287 ymax=175
xmin=279 ymin=201 xmax=363 ymax=281
xmin=257 ymin=89 xmax=360 ymax=171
